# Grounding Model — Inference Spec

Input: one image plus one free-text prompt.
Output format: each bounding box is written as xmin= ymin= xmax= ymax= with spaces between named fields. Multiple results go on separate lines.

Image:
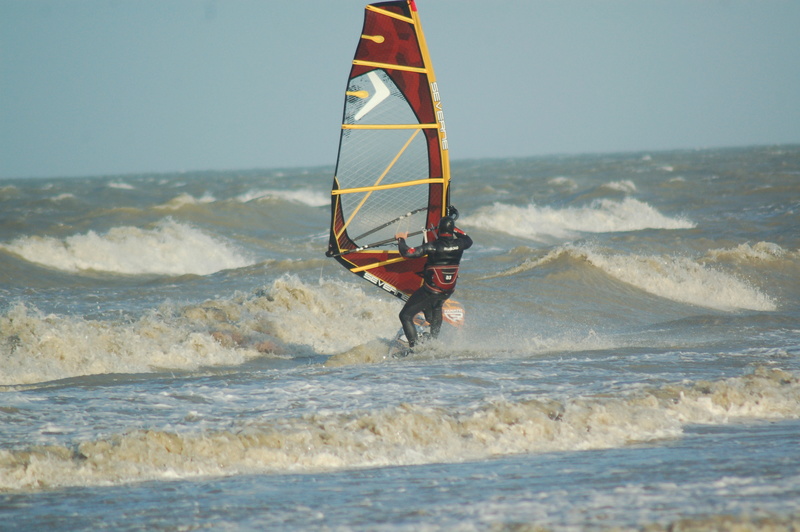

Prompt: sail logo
xmin=430 ymin=82 xmax=448 ymax=150
xmin=353 ymin=71 xmax=390 ymax=121
xmin=363 ymin=271 xmax=401 ymax=297
xmin=443 ymin=307 xmax=464 ymax=324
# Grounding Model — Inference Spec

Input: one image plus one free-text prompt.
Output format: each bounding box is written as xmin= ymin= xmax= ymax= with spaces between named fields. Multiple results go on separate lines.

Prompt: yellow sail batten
xmin=361 ymin=34 xmax=385 ymax=44
xmin=349 ymin=256 xmax=407 ymax=273
xmin=332 ymin=178 xmax=445 ymax=196
xmin=342 ymin=123 xmax=437 ymax=130
xmin=353 ymin=59 xmax=427 ymax=74
xmin=365 ymin=5 xmax=414 ymax=24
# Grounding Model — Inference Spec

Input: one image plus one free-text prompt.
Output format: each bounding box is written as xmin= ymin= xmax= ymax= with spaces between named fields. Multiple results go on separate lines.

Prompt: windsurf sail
xmin=325 ymin=0 xmax=450 ymax=301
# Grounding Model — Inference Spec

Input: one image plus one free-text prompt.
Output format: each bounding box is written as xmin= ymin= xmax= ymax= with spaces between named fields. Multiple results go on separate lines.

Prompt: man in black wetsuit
xmin=394 ymin=210 xmax=473 ymax=353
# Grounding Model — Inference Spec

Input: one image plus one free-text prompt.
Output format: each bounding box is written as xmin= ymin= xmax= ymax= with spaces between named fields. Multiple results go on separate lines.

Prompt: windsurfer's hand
xmin=395 ymin=231 xmax=408 ymax=240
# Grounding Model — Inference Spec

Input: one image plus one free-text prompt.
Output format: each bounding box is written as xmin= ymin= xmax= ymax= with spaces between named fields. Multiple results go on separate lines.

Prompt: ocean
xmin=1 ymin=145 xmax=799 ymax=531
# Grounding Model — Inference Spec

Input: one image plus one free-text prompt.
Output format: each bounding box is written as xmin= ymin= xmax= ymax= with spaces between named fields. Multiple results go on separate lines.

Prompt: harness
xmin=424 ymin=264 xmax=460 ymax=293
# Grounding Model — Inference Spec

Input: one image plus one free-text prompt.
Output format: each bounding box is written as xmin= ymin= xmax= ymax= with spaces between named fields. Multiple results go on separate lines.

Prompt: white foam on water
xmin=107 ymin=181 xmax=135 ymax=190
xmin=235 ymin=188 xmax=328 ymax=207
xmin=547 ymin=176 xmax=577 ymax=190
xmin=1 ymin=367 xmax=796 ymax=492
xmin=601 ymin=180 xmax=637 ymax=193
xmin=488 ymin=245 xmax=777 ymax=312
xmin=49 ymin=193 xmax=76 ymax=202
xmin=0 ymin=218 xmax=253 ymax=275
xmin=241 ymin=275 xmax=399 ymax=354
xmin=574 ymin=246 xmax=778 ymax=312
xmin=705 ymin=241 xmax=797 ymax=263
xmin=155 ymin=193 xmax=216 ymax=210
xmin=0 ymin=302 xmax=269 ymax=386
xmin=0 ymin=276 xmax=395 ymax=386
xmin=464 ymin=197 xmax=694 ymax=240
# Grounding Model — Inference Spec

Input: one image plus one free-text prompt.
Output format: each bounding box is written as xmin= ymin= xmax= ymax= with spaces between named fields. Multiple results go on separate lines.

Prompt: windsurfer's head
xmin=438 ymin=216 xmax=455 ymax=237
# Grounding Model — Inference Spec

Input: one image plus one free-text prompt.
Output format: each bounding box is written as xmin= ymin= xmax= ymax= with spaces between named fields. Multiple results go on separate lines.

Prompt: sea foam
xmin=1 ymin=367 xmax=796 ymax=492
xmin=0 ymin=218 xmax=253 ymax=275
xmin=155 ymin=192 xmax=216 ymax=210
xmin=492 ymin=245 xmax=777 ymax=312
xmin=579 ymin=247 xmax=777 ymax=312
xmin=464 ymin=197 xmax=694 ymax=240
xmin=705 ymin=241 xmax=797 ymax=263
xmin=107 ymin=181 xmax=136 ymax=190
xmin=0 ymin=276 xmax=396 ymax=386
xmin=235 ymin=188 xmax=329 ymax=207
xmin=0 ymin=302 xmax=266 ymax=386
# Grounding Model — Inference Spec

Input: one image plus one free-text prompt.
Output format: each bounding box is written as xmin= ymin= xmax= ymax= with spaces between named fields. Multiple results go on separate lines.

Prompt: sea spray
xmin=463 ymin=197 xmax=695 ymax=241
xmin=155 ymin=192 xmax=216 ymax=210
xmin=484 ymin=244 xmax=777 ymax=312
xmin=0 ymin=218 xmax=253 ymax=275
xmin=234 ymin=188 xmax=329 ymax=207
xmin=1 ymin=367 xmax=796 ymax=492
xmin=0 ymin=302 xmax=265 ymax=386
xmin=0 ymin=276 xmax=398 ymax=385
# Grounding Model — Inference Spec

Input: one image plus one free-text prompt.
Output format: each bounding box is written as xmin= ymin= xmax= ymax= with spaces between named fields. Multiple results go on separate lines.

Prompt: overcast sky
xmin=2 ymin=0 xmax=799 ymax=179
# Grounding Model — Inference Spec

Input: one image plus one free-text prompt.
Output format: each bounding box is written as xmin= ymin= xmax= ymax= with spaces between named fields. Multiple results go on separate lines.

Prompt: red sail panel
xmin=325 ymin=1 xmax=450 ymax=301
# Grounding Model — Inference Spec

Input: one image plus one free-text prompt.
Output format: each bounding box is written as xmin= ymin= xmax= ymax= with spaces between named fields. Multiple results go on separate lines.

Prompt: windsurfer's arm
xmin=396 ymin=235 xmax=427 ymax=258
xmin=454 ymin=226 xmax=473 ymax=250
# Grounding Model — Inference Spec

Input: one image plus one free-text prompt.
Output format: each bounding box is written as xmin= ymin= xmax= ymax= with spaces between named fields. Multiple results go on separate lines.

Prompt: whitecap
xmin=705 ymin=242 xmax=792 ymax=263
xmin=107 ymin=181 xmax=135 ymax=190
xmin=1 ymin=364 xmax=796 ymax=491
xmin=50 ymin=193 xmax=76 ymax=202
xmin=571 ymin=245 xmax=777 ymax=312
xmin=601 ymin=180 xmax=637 ymax=193
xmin=463 ymin=197 xmax=694 ymax=241
xmin=236 ymin=188 xmax=328 ymax=207
xmin=0 ymin=218 xmax=253 ymax=275
xmin=547 ymin=176 xmax=577 ymax=190
xmin=156 ymin=193 xmax=216 ymax=210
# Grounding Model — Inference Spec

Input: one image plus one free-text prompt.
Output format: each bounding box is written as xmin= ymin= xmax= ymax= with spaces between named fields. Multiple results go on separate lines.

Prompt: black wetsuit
xmin=397 ymin=228 xmax=473 ymax=348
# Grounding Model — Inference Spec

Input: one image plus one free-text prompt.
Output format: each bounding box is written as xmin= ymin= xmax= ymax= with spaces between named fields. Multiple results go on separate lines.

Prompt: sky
xmin=1 ymin=0 xmax=799 ymax=179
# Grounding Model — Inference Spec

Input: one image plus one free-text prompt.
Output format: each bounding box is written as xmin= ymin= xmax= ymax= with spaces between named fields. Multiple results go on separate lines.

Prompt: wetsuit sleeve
xmin=454 ymin=227 xmax=473 ymax=250
xmin=397 ymin=237 xmax=428 ymax=258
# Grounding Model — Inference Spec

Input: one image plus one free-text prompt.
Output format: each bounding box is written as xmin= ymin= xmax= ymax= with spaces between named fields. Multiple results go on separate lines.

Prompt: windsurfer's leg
xmin=399 ymin=289 xmax=428 ymax=348
xmin=427 ymin=293 xmax=448 ymax=339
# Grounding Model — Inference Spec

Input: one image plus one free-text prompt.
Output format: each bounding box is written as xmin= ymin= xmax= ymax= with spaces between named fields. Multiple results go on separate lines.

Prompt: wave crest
xmin=464 ymin=197 xmax=694 ymax=240
xmin=0 ymin=218 xmax=253 ymax=275
xmin=490 ymin=245 xmax=777 ymax=312
xmin=0 ymin=276 xmax=396 ymax=386
xmin=1 ymin=367 xmax=796 ymax=492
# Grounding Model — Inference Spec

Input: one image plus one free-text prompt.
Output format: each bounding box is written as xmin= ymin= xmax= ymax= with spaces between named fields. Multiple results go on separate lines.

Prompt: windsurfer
xmin=394 ymin=207 xmax=472 ymax=354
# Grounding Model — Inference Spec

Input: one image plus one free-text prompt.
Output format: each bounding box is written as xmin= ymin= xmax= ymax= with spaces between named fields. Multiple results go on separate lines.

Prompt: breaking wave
xmin=491 ymin=245 xmax=777 ymax=312
xmin=0 ymin=276 xmax=398 ymax=386
xmin=0 ymin=218 xmax=253 ymax=276
xmin=1 ymin=367 xmax=797 ymax=492
xmin=235 ymin=188 xmax=328 ymax=207
xmin=155 ymin=193 xmax=216 ymax=210
xmin=704 ymin=241 xmax=799 ymax=263
xmin=463 ymin=197 xmax=694 ymax=241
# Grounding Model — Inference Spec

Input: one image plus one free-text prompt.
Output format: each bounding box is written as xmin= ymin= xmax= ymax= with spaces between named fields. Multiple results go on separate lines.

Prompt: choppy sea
xmin=1 ymin=145 xmax=799 ymax=531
